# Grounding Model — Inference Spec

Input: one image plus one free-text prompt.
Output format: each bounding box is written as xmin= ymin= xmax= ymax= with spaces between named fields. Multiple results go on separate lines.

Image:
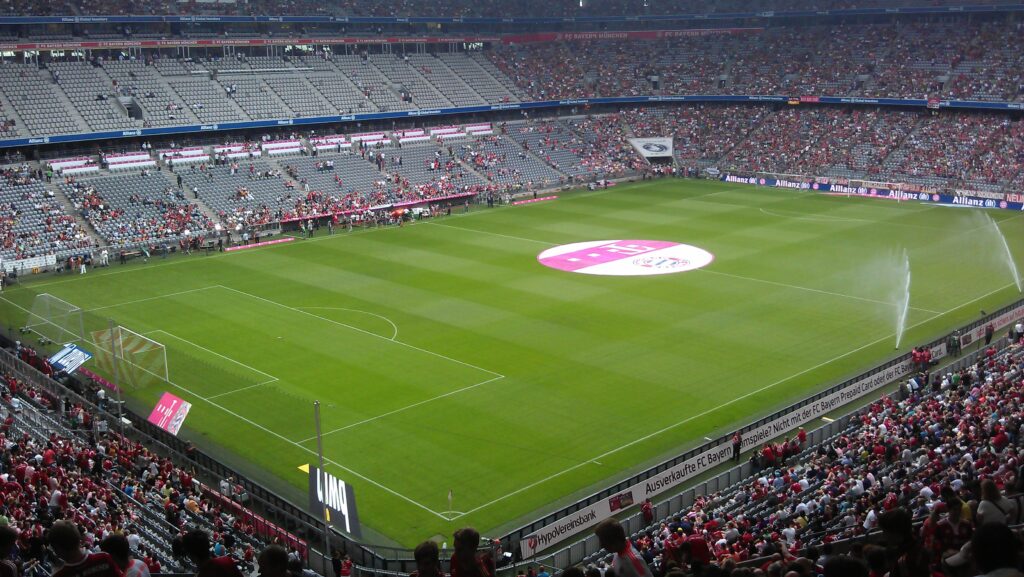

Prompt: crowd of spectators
xmin=5 ymin=0 xmax=1024 ymax=18
xmin=619 ymin=105 xmax=1024 ymax=191
xmin=62 ymin=176 xmax=214 ymax=247
xmin=487 ymin=21 xmax=1024 ymax=103
xmin=622 ymin=106 xmax=771 ymax=171
xmin=0 ymin=166 xmax=92 ymax=263
xmin=0 ymin=97 xmax=1022 ymax=259
xmin=568 ymin=339 xmax=1024 ymax=577
xmin=1 ymin=340 xmax=311 ymax=577
xmin=565 ymin=115 xmax=645 ymax=177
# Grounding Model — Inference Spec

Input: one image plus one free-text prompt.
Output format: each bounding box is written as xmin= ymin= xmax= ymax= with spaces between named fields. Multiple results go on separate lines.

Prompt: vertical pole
xmin=315 ymin=401 xmax=332 ymax=570
xmin=109 ymin=319 xmax=124 ymax=438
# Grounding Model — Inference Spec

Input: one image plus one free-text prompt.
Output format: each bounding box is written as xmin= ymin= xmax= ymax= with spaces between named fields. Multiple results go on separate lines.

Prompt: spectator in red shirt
xmin=182 ymin=530 xmax=244 ymax=577
xmin=641 ymin=499 xmax=654 ymax=526
xmin=48 ymin=521 xmax=123 ymax=577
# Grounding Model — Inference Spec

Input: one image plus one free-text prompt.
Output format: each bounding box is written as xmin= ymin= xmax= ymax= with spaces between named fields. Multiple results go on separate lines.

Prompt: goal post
xmin=24 ymin=293 xmax=86 ymax=345
xmin=23 ymin=294 xmax=168 ymax=390
xmin=91 ymin=325 xmax=169 ymax=389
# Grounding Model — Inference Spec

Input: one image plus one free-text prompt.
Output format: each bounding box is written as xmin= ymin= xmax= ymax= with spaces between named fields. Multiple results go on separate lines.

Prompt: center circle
xmin=537 ymin=240 xmax=714 ymax=276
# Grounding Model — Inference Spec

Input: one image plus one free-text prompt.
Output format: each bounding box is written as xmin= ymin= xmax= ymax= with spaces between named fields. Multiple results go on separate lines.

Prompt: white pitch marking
xmin=214 ymin=284 xmax=503 ymax=378
xmin=84 ymin=286 xmax=220 ymax=313
xmin=0 ymin=294 xmax=445 ymax=517
xmin=428 ymin=222 xmax=942 ymax=313
xmin=758 ymin=207 xmax=945 ymax=230
xmin=148 ymin=329 xmax=279 ymax=382
xmin=298 ymin=374 xmax=506 ymax=443
xmin=821 ymin=417 xmax=835 ymax=423
xmin=447 ymin=280 xmax=1017 ymax=520
xmin=296 ymin=306 xmax=399 ymax=341
xmin=160 ymin=377 xmax=451 ymax=520
xmin=424 ymin=221 xmax=555 ymax=246
xmin=759 ymin=208 xmax=875 ymax=224
xmin=704 ymin=437 xmax=713 ymax=441
xmin=697 ymin=269 xmax=942 ymax=315
xmin=206 ymin=378 xmax=280 ymax=400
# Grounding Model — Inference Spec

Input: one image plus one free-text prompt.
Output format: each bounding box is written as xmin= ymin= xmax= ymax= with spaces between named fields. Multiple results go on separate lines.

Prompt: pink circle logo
xmin=537 ymin=240 xmax=714 ymax=276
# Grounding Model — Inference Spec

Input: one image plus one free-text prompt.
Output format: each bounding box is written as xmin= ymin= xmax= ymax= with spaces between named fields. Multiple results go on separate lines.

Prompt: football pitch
xmin=1 ymin=179 xmax=1022 ymax=547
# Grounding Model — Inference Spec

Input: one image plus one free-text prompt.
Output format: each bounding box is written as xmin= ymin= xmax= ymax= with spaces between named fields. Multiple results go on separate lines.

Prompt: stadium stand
xmin=7 ymin=0 xmax=1016 ymax=17
xmin=0 ymin=340 xmax=314 ymax=577
xmin=0 ymin=63 xmax=86 ymax=137
xmin=457 ymin=134 xmax=565 ymax=190
xmin=0 ymin=169 xmax=92 ymax=262
xmin=1 ymin=5 xmax=1024 ymax=574
xmin=60 ymin=172 xmax=214 ymax=247
xmin=0 ymin=18 xmax=1022 ymax=141
xmin=574 ymin=338 xmax=1024 ymax=576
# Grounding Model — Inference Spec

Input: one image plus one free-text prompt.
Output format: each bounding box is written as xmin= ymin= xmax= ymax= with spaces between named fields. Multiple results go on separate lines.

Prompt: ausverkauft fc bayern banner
xmin=629 ymin=137 xmax=674 ymax=159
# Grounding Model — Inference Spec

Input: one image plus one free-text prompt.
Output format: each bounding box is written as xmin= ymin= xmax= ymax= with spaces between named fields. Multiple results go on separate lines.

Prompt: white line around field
xmin=84 ymin=286 xmax=220 ymax=313
xmin=0 ymin=292 xmax=450 ymax=519
xmin=297 ymin=374 xmax=506 ymax=443
xmin=16 ymin=207 xmax=494 ymax=290
xmin=424 ymin=221 xmax=555 ymax=246
xmin=697 ymin=269 xmax=943 ymax=315
xmin=214 ymin=284 xmax=504 ymax=378
xmin=758 ymin=208 xmax=944 ymax=230
xmin=158 ymin=375 xmax=451 ymax=520
xmin=295 ymin=306 xmax=399 ymax=340
xmin=206 ymin=379 xmax=279 ymax=400
xmin=449 ymin=280 xmax=1017 ymax=520
xmin=147 ymin=329 xmax=279 ymax=383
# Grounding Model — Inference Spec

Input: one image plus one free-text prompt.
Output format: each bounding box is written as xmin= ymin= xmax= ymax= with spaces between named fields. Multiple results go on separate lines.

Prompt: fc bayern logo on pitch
xmin=538 ymin=240 xmax=714 ymax=276
xmin=634 ymin=255 xmax=691 ymax=270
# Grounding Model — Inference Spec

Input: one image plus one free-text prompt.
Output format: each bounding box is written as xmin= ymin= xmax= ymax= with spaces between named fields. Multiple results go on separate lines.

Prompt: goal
xmin=24 ymin=293 xmax=85 ymax=345
xmin=91 ymin=325 xmax=169 ymax=389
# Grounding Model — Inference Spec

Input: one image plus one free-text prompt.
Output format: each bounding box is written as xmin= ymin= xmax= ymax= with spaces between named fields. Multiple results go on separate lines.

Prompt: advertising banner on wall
xmin=629 ymin=137 xmax=674 ymax=159
xmin=518 ymin=340 xmax=951 ymax=557
xmin=147 ymin=392 xmax=192 ymax=436
xmin=299 ymin=464 xmax=362 ymax=538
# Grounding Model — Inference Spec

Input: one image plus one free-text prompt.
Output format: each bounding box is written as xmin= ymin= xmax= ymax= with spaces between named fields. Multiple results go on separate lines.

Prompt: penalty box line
xmin=160 ymin=376 xmax=452 ymax=520
xmin=212 ymin=284 xmax=504 ymax=379
xmin=0 ymin=295 xmax=446 ymax=519
xmin=208 ymin=284 xmax=510 ymax=442
xmin=448 ymin=280 xmax=1018 ymax=521
xmin=142 ymin=329 xmax=280 ymax=399
xmin=296 ymin=374 xmax=506 ymax=444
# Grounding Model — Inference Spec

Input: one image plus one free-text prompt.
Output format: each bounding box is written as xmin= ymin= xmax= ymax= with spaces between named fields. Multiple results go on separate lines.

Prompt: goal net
xmin=91 ymin=325 xmax=168 ymax=389
xmin=24 ymin=293 xmax=85 ymax=345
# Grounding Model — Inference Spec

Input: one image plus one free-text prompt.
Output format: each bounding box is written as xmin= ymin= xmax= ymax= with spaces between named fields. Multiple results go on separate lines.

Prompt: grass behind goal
xmin=0 ymin=179 xmax=1021 ymax=547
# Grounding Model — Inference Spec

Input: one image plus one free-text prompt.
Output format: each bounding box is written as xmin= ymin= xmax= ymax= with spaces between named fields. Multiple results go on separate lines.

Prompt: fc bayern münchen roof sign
xmin=629 ymin=137 xmax=674 ymax=159
xmin=48 ymin=343 xmax=93 ymax=374
xmin=300 ymin=464 xmax=362 ymax=538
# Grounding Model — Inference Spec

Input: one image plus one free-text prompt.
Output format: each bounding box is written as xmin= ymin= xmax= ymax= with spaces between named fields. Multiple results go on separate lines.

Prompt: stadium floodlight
xmin=24 ymin=293 xmax=85 ymax=346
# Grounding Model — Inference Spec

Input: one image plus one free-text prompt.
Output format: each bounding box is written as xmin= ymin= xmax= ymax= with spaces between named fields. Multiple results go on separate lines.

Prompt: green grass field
xmin=1 ymin=179 xmax=1022 ymax=547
